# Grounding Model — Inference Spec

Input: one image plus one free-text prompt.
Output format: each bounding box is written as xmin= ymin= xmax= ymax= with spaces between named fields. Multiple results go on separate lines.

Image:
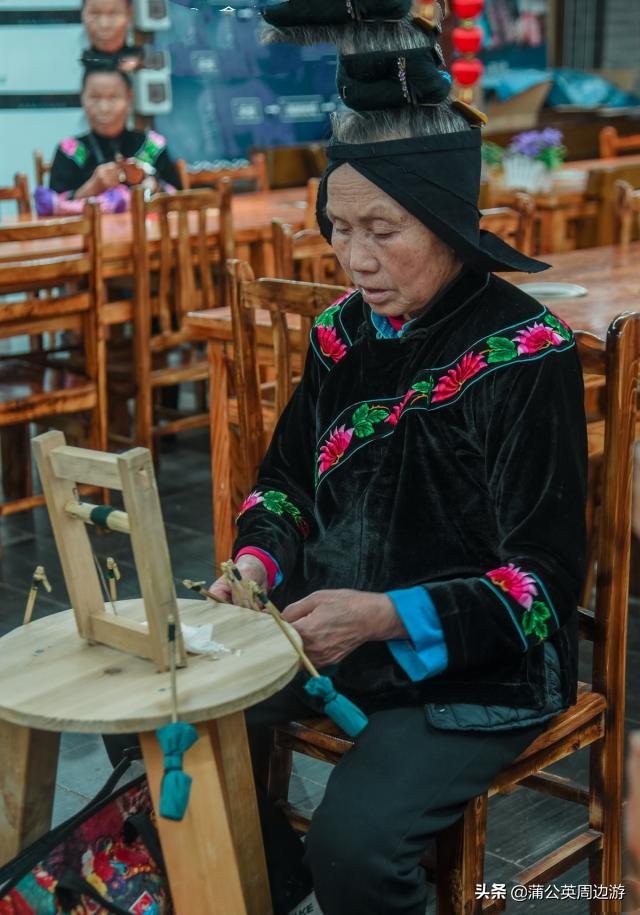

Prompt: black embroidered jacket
xmin=234 ymin=269 xmax=588 ymax=712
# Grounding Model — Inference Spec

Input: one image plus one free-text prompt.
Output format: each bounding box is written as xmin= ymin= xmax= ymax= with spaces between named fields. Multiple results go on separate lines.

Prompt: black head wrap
xmin=261 ymin=0 xmax=411 ymax=27
xmin=316 ymin=131 xmax=549 ymax=274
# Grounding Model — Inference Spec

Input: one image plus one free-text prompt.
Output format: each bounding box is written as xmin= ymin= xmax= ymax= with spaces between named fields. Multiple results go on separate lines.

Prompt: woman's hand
xmin=75 ymin=162 xmax=122 ymax=199
xmin=208 ymin=554 xmax=268 ymax=608
xmin=282 ymin=589 xmax=406 ymax=668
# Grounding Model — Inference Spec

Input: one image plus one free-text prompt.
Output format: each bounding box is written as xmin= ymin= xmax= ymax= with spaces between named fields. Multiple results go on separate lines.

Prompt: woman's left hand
xmin=282 ymin=589 xmax=406 ymax=668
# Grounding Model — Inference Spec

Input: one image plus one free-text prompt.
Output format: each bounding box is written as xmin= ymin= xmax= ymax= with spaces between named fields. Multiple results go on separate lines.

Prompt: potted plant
xmin=503 ymin=128 xmax=567 ymax=194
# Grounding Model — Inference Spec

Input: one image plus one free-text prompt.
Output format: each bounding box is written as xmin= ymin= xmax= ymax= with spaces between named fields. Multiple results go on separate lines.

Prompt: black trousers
xmin=246 ymin=679 xmax=544 ymax=915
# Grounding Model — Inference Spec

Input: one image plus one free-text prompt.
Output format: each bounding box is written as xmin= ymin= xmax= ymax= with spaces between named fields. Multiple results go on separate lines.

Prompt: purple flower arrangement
xmin=509 ymin=128 xmax=566 ymax=170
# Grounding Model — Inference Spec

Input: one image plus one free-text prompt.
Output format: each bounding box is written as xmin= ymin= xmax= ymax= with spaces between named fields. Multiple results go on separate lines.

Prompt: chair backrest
xmin=271 ymin=218 xmax=351 ymax=286
xmin=0 ymin=173 xmax=31 ymax=216
xmin=575 ymin=316 xmax=639 ymax=760
xmin=130 ymin=183 xmax=234 ymax=343
xmin=0 ymin=205 xmax=102 ymax=355
xmin=227 ymin=259 xmax=348 ymax=486
xmin=261 ymin=143 xmax=328 ymax=189
xmin=614 ymin=179 xmax=640 ymax=245
xmin=599 ymin=126 xmax=640 ymax=159
xmin=176 ymin=152 xmax=269 ymax=193
xmin=34 ymin=150 xmax=52 ymax=186
xmin=480 ymin=192 xmax=535 ymax=255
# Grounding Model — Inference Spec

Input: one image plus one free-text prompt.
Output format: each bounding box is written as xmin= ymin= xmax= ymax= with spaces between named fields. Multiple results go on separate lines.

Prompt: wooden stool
xmin=0 ymin=431 xmax=302 ymax=914
xmin=0 ymin=597 xmax=300 ymax=915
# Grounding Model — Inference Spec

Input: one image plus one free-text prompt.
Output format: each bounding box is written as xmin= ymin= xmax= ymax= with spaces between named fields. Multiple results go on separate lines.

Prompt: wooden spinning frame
xmin=32 ymin=430 xmax=186 ymax=671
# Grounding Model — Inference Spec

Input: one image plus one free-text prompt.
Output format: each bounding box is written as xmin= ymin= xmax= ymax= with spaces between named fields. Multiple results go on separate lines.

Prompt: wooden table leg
xmin=0 ymin=721 xmax=60 ymax=866
xmin=208 ymin=340 xmax=235 ymax=570
xmin=141 ymin=714 xmax=272 ymax=915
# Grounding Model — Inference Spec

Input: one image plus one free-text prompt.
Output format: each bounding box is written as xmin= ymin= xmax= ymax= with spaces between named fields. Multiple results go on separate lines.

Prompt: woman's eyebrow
xmin=326 ymin=207 xmax=402 ymax=224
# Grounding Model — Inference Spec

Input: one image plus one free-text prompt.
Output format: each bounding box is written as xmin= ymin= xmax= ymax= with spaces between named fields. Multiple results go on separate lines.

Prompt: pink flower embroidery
xmin=332 ymin=290 xmax=354 ymax=308
xmin=60 ymin=137 xmax=79 ymax=156
xmin=317 ymin=325 xmax=347 ymax=363
xmin=318 ymin=425 xmax=354 ymax=476
xmin=385 ymin=389 xmax=415 ymax=426
xmin=487 ymin=563 xmax=537 ymax=610
xmin=432 ymin=352 xmax=487 ymax=403
xmin=514 ymin=322 xmax=563 ymax=355
xmin=238 ymin=490 xmax=263 ymax=516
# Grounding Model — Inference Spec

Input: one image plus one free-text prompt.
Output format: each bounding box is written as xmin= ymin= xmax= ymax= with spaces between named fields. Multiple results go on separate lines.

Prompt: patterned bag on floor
xmin=0 ymin=750 xmax=171 ymax=915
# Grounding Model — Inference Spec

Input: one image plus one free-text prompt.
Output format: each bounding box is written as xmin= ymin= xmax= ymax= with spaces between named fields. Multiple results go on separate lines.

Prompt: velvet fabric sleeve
xmin=424 ymin=346 xmax=588 ymax=674
xmin=232 ymin=345 xmax=321 ymax=578
xmin=49 ymin=147 xmax=84 ymax=194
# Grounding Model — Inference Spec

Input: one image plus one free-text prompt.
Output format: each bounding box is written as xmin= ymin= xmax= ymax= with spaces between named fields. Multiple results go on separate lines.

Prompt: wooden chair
xmin=209 ymin=260 xmax=348 ymax=565
xmin=271 ymin=218 xmax=351 ymax=286
xmin=0 ymin=204 xmax=106 ymax=517
xmin=480 ymin=192 xmax=536 ymax=256
xmin=599 ymin=127 xmax=640 ymax=159
xmin=615 ymin=179 xmax=640 ymax=245
xmin=261 ymin=143 xmax=327 ymax=190
xmin=0 ymin=173 xmax=31 ymax=216
xmin=305 ymin=177 xmax=320 ymax=229
xmin=266 ymin=314 xmax=639 ymax=915
xmin=109 ymin=184 xmax=234 ymax=453
xmin=176 ymin=152 xmax=269 ymax=193
xmin=34 ymin=150 xmax=52 ymax=186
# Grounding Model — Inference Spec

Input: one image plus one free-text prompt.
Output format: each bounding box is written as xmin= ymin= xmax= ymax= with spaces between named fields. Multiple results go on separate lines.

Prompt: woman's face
xmin=326 ymin=164 xmax=461 ymax=320
xmin=82 ymin=0 xmax=131 ymax=53
xmin=82 ymin=72 xmax=131 ymax=138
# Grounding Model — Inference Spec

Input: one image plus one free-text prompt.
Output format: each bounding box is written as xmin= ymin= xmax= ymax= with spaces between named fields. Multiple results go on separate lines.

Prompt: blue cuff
xmin=262 ymin=549 xmax=283 ymax=588
xmin=386 ymin=586 xmax=448 ymax=682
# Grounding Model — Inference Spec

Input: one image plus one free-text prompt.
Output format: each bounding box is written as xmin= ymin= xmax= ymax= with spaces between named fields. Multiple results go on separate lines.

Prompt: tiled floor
xmin=1 ymin=430 xmax=638 ymax=912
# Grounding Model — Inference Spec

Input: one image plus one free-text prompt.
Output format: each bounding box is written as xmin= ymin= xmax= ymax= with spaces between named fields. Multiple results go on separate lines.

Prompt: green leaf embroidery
xmin=368 ymin=407 xmax=390 ymax=424
xmin=352 ymin=404 xmax=371 ymax=425
xmin=544 ymin=313 xmax=572 ymax=341
xmin=412 ymin=377 xmax=435 ymax=399
xmin=351 ymin=403 xmax=390 ymax=438
xmin=486 ymin=336 xmax=517 ymax=364
xmin=262 ymin=490 xmax=288 ymax=515
xmin=522 ymin=600 xmax=551 ymax=641
xmin=315 ymin=305 xmax=340 ymax=328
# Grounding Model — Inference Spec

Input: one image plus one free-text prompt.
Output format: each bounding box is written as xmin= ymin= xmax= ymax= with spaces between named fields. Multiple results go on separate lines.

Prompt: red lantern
xmin=451 ymin=58 xmax=484 ymax=87
xmin=452 ymin=0 xmax=484 ymax=18
xmin=452 ymin=24 xmax=483 ymax=55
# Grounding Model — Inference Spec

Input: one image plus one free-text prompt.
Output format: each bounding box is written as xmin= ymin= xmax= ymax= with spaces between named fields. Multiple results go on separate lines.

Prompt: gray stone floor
xmin=1 ymin=430 xmax=638 ymax=912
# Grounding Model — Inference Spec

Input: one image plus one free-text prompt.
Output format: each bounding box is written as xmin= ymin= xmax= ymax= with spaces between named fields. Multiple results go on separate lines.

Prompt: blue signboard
xmin=154 ymin=2 xmax=338 ymax=162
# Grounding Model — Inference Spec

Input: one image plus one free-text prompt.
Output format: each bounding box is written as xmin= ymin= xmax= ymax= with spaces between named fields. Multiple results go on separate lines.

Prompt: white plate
xmin=517 ymin=282 xmax=588 ymax=301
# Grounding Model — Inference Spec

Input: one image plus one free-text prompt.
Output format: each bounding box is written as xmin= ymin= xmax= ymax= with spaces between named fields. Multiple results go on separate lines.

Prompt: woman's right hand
xmin=90 ymin=162 xmax=122 ymax=193
xmin=208 ymin=554 xmax=268 ymax=608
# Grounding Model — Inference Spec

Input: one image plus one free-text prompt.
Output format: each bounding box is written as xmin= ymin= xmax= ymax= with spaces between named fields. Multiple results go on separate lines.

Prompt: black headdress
xmin=316 ymin=132 xmax=547 ymax=274
xmin=265 ymin=2 xmax=548 ymax=274
xmin=261 ymin=0 xmax=412 ymax=27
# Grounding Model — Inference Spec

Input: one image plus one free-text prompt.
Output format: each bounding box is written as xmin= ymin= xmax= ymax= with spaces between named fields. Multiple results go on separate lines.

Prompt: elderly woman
xmin=211 ymin=4 xmax=587 ymax=914
xmin=47 ymin=64 xmax=180 ymax=201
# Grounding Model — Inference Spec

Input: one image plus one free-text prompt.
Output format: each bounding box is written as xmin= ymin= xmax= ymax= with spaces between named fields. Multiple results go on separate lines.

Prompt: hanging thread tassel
xmin=23 ymin=565 xmax=52 ymax=625
xmin=156 ymin=613 xmax=198 ymax=821
xmin=223 ymin=562 xmax=369 ymax=739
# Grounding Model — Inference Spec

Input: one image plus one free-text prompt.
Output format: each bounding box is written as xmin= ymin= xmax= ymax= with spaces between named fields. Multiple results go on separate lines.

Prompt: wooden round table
xmin=0 ymin=597 xmax=302 ymax=915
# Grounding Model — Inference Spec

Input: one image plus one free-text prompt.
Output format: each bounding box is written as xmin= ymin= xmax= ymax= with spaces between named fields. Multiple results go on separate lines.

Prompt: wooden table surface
xmin=505 ymin=241 xmax=640 ymax=338
xmin=0 ymin=187 xmax=308 ymax=277
xmin=0 ymin=597 xmax=300 ymax=733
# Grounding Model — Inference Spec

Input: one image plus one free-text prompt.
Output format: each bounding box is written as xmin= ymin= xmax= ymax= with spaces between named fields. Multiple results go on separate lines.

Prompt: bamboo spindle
xmin=106 ymin=557 xmax=121 ymax=603
xmin=23 ymin=565 xmax=52 ymax=625
xmin=221 ymin=561 xmax=320 ymax=679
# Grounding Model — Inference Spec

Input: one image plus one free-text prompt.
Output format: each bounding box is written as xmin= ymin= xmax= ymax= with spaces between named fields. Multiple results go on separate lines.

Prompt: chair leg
xmin=436 ymin=794 xmax=488 ymax=915
xmin=588 ymin=733 xmax=624 ymax=914
xmin=266 ymin=732 xmax=293 ymax=805
xmin=1 ymin=424 xmax=32 ymax=502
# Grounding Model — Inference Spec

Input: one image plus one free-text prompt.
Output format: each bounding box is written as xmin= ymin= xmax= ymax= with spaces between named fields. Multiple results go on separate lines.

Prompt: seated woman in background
xmin=81 ymin=0 xmax=143 ymax=73
xmin=41 ymin=64 xmax=180 ymax=212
